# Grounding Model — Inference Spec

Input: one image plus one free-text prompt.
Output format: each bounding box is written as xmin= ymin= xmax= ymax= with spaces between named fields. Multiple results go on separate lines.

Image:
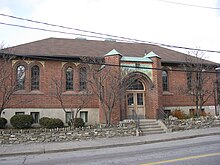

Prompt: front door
xmin=127 ymin=92 xmax=145 ymax=119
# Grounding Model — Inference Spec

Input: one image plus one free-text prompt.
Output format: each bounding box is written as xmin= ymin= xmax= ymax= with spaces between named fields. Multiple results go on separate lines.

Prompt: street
xmin=0 ymin=135 xmax=220 ymax=165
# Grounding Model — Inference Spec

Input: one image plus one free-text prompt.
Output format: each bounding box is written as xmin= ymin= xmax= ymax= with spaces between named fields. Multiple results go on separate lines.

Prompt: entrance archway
xmin=126 ymin=79 xmax=145 ymax=119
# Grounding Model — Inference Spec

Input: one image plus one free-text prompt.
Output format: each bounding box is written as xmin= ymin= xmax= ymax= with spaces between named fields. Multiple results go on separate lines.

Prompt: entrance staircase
xmin=139 ymin=119 xmax=167 ymax=135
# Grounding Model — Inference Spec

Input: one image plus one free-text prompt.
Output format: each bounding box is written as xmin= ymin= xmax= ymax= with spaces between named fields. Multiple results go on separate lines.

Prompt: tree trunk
xmin=0 ymin=107 xmax=3 ymax=117
xmin=107 ymin=109 xmax=112 ymax=127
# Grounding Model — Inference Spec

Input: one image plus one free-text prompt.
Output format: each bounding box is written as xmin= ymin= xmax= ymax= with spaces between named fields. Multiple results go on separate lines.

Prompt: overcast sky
xmin=0 ymin=0 xmax=220 ymax=63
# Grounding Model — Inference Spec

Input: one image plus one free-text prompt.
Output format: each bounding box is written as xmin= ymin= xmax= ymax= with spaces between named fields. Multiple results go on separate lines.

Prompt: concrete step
xmin=142 ymin=130 xmax=166 ymax=135
xmin=141 ymin=127 xmax=164 ymax=132
xmin=139 ymin=119 xmax=166 ymax=135
xmin=139 ymin=125 xmax=162 ymax=129
xmin=139 ymin=123 xmax=160 ymax=127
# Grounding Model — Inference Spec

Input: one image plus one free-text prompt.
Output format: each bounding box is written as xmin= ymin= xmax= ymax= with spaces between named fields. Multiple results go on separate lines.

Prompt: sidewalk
xmin=1 ymin=127 xmax=220 ymax=157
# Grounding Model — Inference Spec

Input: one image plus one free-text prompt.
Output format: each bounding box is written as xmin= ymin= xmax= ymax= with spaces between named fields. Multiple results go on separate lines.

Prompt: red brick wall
xmin=4 ymin=59 xmax=99 ymax=109
xmin=161 ymin=65 xmax=215 ymax=107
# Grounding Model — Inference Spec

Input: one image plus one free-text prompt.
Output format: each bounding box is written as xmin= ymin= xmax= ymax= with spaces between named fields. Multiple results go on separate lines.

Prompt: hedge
xmin=74 ymin=118 xmax=85 ymax=128
xmin=0 ymin=117 xmax=7 ymax=128
xmin=10 ymin=115 xmax=34 ymax=129
xmin=39 ymin=117 xmax=64 ymax=129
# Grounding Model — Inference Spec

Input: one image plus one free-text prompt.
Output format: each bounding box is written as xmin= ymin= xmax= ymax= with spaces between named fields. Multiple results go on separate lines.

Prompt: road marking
xmin=141 ymin=152 xmax=220 ymax=165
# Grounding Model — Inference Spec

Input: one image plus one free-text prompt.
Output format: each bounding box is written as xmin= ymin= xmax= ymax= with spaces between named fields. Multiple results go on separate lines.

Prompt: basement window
xmin=80 ymin=111 xmax=88 ymax=123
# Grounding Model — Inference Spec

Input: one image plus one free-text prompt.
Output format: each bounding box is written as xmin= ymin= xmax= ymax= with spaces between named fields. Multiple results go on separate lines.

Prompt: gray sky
xmin=0 ymin=0 xmax=220 ymax=63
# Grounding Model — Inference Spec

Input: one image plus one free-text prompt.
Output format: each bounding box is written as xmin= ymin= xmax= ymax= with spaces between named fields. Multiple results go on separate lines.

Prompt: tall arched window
xmin=66 ymin=67 xmax=73 ymax=90
xmin=79 ymin=67 xmax=87 ymax=91
xmin=31 ymin=65 xmax=40 ymax=90
xmin=16 ymin=65 xmax=25 ymax=90
xmin=162 ymin=70 xmax=169 ymax=91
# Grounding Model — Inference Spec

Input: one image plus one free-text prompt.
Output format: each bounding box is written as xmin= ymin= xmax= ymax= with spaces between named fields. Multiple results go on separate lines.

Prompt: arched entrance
xmin=126 ymin=79 xmax=146 ymax=119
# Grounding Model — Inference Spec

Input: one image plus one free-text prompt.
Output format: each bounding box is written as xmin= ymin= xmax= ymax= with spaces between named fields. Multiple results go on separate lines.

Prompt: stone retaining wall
xmin=1 ymin=116 xmax=220 ymax=144
xmin=164 ymin=116 xmax=220 ymax=131
xmin=0 ymin=124 xmax=136 ymax=144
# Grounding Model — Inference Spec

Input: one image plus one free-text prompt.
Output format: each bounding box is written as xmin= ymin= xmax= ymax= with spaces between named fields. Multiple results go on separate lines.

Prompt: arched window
xmin=16 ymin=65 xmax=25 ymax=90
xmin=31 ymin=65 xmax=40 ymax=90
xmin=128 ymin=80 xmax=144 ymax=90
xmin=79 ymin=67 xmax=87 ymax=91
xmin=162 ymin=70 xmax=169 ymax=91
xmin=66 ymin=67 xmax=73 ymax=90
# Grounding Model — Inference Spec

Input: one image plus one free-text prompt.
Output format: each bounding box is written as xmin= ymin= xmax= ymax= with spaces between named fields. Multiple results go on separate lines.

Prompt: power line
xmin=1 ymin=13 xmax=220 ymax=53
xmin=2 ymin=53 xmax=217 ymax=73
xmin=0 ymin=13 xmax=134 ymax=42
xmin=0 ymin=22 xmax=127 ymax=42
xmin=157 ymin=0 xmax=220 ymax=10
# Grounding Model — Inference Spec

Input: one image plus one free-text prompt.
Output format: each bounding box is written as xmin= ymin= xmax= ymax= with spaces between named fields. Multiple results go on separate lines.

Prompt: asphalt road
xmin=0 ymin=135 xmax=220 ymax=165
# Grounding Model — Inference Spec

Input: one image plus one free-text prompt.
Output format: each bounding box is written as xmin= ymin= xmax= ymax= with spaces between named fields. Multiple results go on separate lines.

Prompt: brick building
xmin=0 ymin=38 xmax=218 ymax=125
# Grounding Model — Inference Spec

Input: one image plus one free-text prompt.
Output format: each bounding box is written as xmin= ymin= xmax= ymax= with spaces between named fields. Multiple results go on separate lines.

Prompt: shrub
xmin=39 ymin=117 xmax=64 ymax=129
xmin=171 ymin=110 xmax=187 ymax=119
xmin=39 ymin=117 xmax=51 ymax=127
xmin=74 ymin=118 xmax=85 ymax=128
xmin=0 ymin=117 xmax=7 ymax=128
xmin=10 ymin=115 xmax=34 ymax=129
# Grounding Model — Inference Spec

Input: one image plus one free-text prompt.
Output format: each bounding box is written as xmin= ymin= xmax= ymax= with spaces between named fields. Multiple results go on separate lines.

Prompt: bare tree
xmin=52 ymin=76 xmax=90 ymax=126
xmin=82 ymin=57 xmax=138 ymax=126
xmin=180 ymin=50 xmax=216 ymax=117
xmin=0 ymin=45 xmax=17 ymax=117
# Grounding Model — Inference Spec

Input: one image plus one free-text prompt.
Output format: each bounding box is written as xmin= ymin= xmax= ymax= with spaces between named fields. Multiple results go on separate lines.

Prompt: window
xmin=128 ymin=80 xmax=144 ymax=90
xmin=15 ymin=112 xmax=25 ymax=115
xmin=80 ymin=111 xmax=88 ymax=122
xmin=66 ymin=112 xmax=72 ymax=123
xmin=137 ymin=93 xmax=143 ymax=105
xmin=31 ymin=112 xmax=39 ymax=123
xmin=31 ymin=65 xmax=40 ymax=90
xmin=66 ymin=67 xmax=73 ymax=90
xmin=16 ymin=65 xmax=25 ymax=90
xmin=127 ymin=93 xmax=134 ymax=105
xmin=79 ymin=67 xmax=87 ymax=91
xmin=162 ymin=70 xmax=168 ymax=91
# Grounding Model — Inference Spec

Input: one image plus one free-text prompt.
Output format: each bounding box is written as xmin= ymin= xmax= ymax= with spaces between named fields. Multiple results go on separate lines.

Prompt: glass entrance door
xmin=127 ymin=92 xmax=145 ymax=119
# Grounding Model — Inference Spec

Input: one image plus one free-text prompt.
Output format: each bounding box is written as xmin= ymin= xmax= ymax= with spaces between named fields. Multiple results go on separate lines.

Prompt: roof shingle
xmin=3 ymin=37 xmax=215 ymax=64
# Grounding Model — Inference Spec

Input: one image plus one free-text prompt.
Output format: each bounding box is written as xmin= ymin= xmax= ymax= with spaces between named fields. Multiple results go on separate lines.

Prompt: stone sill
xmin=162 ymin=91 xmax=173 ymax=96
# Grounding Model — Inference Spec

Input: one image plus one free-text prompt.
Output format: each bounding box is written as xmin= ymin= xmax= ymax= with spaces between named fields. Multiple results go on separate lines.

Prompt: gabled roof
xmin=105 ymin=49 xmax=122 ymax=56
xmin=2 ymin=37 xmax=216 ymax=64
xmin=144 ymin=51 xmax=161 ymax=59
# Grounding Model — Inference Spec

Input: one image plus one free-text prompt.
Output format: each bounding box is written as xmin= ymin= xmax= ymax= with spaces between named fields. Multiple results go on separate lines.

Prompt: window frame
xmin=15 ymin=112 xmax=25 ymax=115
xmin=16 ymin=65 xmax=26 ymax=90
xmin=80 ymin=111 xmax=88 ymax=123
xmin=79 ymin=67 xmax=87 ymax=91
xmin=162 ymin=70 xmax=169 ymax=91
xmin=31 ymin=65 xmax=40 ymax=91
xmin=31 ymin=112 xmax=40 ymax=123
xmin=65 ymin=66 xmax=74 ymax=91
xmin=66 ymin=111 xmax=72 ymax=123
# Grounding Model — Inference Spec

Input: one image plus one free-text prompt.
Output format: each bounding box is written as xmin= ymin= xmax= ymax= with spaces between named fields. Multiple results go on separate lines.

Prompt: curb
xmin=1 ymin=132 xmax=220 ymax=157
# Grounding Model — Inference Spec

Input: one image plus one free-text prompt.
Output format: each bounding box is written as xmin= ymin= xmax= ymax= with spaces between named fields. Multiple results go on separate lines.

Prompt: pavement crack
xmin=22 ymin=155 xmax=27 ymax=164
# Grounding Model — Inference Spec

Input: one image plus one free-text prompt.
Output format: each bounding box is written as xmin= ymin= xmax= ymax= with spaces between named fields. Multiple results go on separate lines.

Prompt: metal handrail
xmin=157 ymin=107 xmax=169 ymax=120
xmin=132 ymin=109 xmax=140 ymax=130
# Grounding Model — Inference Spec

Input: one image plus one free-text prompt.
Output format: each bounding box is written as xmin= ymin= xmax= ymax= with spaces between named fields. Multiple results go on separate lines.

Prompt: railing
xmin=157 ymin=107 xmax=171 ymax=129
xmin=157 ymin=107 xmax=169 ymax=120
xmin=132 ymin=109 xmax=140 ymax=130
